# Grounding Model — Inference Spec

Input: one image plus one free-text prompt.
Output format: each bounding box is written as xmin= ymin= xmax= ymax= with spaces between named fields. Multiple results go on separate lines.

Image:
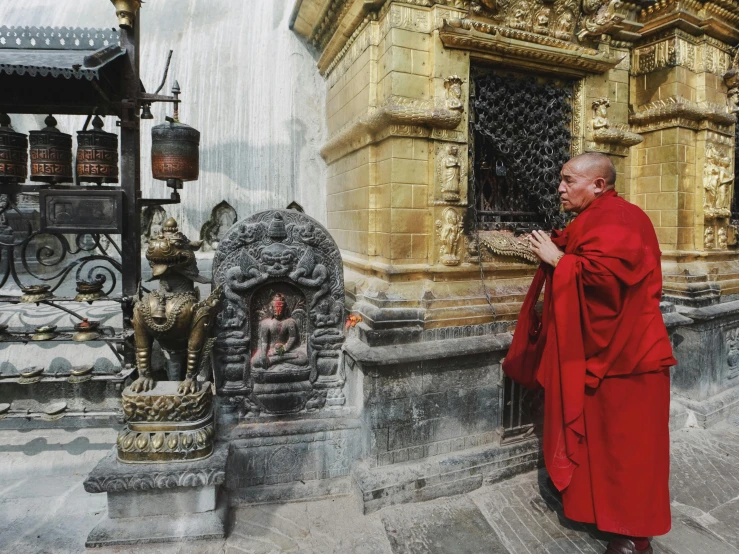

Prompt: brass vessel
xmin=0 ymin=113 xmax=28 ymax=184
xmin=20 ymin=284 xmax=52 ymax=303
xmin=31 ymin=325 xmax=57 ymax=341
xmin=29 ymin=115 xmax=73 ymax=184
xmin=75 ymin=275 xmax=107 ymax=302
xmin=69 ymin=366 xmax=94 ymax=384
xmin=72 ymin=319 xmax=101 ymax=342
xmin=19 ymin=366 xmax=44 ymax=384
xmin=76 ymin=116 xmax=119 ymax=184
xmin=110 ymin=0 xmax=142 ymax=29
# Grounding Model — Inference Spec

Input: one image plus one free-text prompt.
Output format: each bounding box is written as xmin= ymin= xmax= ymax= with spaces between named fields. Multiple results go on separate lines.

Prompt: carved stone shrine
xmin=211 ymin=209 xmax=345 ymax=415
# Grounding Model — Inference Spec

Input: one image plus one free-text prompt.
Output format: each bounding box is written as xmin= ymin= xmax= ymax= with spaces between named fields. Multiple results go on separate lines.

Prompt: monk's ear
xmin=592 ymin=176 xmax=607 ymax=194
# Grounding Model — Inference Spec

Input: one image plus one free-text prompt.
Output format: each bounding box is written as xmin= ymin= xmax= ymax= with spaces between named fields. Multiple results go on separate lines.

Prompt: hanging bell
xmin=151 ymin=81 xmax=200 ymax=189
xmin=29 ymin=115 xmax=73 ymax=184
xmin=0 ymin=113 xmax=28 ymax=185
xmin=76 ymin=115 xmax=119 ymax=184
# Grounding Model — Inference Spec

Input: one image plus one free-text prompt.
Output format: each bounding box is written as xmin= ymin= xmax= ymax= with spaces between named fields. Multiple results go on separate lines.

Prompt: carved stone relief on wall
xmin=435 ymin=207 xmax=463 ymax=266
xmin=727 ymin=327 xmax=739 ymax=381
xmin=589 ymin=97 xmax=643 ymax=154
xmin=200 ymin=200 xmax=238 ymax=252
xmin=436 ymin=143 xmax=467 ymax=203
xmin=211 ymin=210 xmax=345 ymax=416
xmin=703 ymin=142 xmax=733 ymax=221
xmin=725 ymin=48 xmax=739 ymax=114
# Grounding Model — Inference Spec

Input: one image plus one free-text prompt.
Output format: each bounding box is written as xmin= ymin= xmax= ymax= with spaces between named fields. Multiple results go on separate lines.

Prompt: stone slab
xmin=229 ymin=475 xmax=352 ymax=505
xmin=380 ymin=495 xmax=510 ymax=554
xmin=353 ymin=438 xmax=541 ymax=514
xmin=345 ymin=333 xmax=512 ymax=367
xmin=108 ymin=484 xmax=217 ymax=518
xmin=673 ymin=386 xmax=739 ymax=428
xmin=84 ymin=442 xmax=228 ymax=494
xmin=85 ymin=491 xmax=228 ymax=547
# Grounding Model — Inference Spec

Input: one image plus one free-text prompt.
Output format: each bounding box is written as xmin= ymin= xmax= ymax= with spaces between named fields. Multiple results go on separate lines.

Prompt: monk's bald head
xmin=565 ymin=153 xmax=617 ymax=188
xmin=558 ymin=153 xmax=617 ymax=213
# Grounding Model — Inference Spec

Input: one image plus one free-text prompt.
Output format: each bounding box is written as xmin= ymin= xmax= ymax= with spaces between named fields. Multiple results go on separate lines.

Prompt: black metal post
xmin=119 ymin=17 xmax=141 ymax=367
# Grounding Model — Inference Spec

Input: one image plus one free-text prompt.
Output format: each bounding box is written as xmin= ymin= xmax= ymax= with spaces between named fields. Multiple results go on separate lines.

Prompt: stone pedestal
xmin=83 ymin=442 xmax=228 ymax=547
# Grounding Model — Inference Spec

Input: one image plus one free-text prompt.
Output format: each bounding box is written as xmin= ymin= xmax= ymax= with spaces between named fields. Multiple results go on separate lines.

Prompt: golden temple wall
xmin=298 ymin=0 xmax=739 ymax=319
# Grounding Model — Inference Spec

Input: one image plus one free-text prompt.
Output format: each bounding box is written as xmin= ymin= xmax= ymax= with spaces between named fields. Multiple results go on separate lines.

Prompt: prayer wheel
xmin=0 ymin=113 xmax=28 ymax=184
xmin=151 ymin=118 xmax=200 ymax=186
xmin=76 ymin=115 xmax=119 ymax=184
xmin=29 ymin=115 xmax=73 ymax=184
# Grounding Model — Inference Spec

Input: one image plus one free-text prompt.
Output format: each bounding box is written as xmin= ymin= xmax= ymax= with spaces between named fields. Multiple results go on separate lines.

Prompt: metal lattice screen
xmin=470 ymin=68 xmax=573 ymax=232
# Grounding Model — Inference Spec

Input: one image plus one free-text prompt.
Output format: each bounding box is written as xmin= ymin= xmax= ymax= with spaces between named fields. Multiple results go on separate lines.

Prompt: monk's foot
xmin=604 ymin=538 xmax=652 ymax=554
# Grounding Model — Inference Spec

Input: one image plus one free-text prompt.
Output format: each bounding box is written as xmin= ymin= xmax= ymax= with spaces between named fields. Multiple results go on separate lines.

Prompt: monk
xmin=504 ymin=153 xmax=676 ymax=554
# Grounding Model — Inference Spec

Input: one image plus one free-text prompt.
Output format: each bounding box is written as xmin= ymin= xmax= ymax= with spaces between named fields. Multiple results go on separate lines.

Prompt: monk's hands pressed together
xmin=528 ymin=230 xmax=564 ymax=267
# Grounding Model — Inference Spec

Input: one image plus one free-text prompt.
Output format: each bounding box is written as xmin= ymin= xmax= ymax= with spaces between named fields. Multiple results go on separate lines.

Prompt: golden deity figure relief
xmin=436 ymin=207 xmax=464 ymax=266
xmin=444 ymin=76 xmax=464 ymax=112
xmin=703 ymin=143 xmax=734 ymax=220
xmin=592 ymin=98 xmax=610 ymax=130
xmin=438 ymin=144 xmax=463 ymax=203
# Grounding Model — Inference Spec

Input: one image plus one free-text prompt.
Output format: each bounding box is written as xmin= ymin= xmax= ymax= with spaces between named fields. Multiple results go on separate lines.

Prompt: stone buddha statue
xmin=251 ymin=293 xmax=308 ymax=370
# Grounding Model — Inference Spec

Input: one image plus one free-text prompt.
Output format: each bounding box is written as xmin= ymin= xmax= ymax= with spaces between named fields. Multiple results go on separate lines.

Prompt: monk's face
xmin=558 ymin=159 xmax=607 ymax=213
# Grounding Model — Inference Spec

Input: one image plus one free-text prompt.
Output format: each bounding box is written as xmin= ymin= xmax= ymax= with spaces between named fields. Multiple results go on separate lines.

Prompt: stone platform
xmin=83 ymin=442 xmax=228 ymax=547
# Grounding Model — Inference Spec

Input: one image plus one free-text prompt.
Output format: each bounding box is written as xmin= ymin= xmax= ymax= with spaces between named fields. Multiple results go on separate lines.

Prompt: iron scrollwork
xmin=0 ymin=195 xmax=121 ymax=295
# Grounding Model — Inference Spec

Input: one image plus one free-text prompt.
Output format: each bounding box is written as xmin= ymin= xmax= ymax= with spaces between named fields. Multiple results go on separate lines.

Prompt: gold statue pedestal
xmin=84 ymin=381 xmax=226 ymax=546
xmin=117 ymin=381 xmax=215 ymax=463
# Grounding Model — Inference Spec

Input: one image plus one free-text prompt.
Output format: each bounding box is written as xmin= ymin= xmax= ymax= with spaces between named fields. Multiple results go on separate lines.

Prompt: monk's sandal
xmin=605 ymin=538 xmax=653 ymax=554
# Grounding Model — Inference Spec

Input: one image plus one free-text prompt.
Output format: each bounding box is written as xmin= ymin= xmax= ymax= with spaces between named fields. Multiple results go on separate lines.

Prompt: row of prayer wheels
xmin=0 ymin=112 xmax=199 ymax=186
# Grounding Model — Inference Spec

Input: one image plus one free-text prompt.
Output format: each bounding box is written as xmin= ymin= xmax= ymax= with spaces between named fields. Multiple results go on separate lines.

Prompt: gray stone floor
xmin=1 ymin=416 xmax=738 ymax=553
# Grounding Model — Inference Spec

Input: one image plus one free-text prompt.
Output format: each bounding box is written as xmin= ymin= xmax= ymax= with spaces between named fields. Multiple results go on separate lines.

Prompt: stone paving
xmin=1 ymin=415 xmax=738 ymax=553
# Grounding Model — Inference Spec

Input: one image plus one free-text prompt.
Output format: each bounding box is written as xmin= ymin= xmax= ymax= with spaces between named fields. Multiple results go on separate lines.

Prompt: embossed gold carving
xmin=590 ymin=97 xmax=643 ymax=149
xmin=438 ymin=144 xmax=463 ymax=202
xmin=703 ymin=142 xmax=734 ymax=221
xmin=577 ymin=0 xmax=628 ymax=41
xmin=477 ymin=230 xmax=538 ymax=263
xmin=445 ymin=75 xmax=465 ymax=111
xmin=629 ymin=97 xmax=737 ymax=134
xmin=439 ymin=18 xmax=622 ymax=74
xmin=321 ymin=95 xmax=465 ymax=162
xmin=436 ymin=207 xmax=464 ymax=266
xmin=725 ymin=49 xmax=739 ymax=114
xmin=117 ymin=382 xmax=215 ymax=463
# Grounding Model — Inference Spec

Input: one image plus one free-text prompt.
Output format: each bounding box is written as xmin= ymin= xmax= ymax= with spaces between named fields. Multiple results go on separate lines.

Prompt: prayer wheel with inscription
xmin=76 ymin=115 xmax=119 ymax=184
xmin=0 ymin=113 xmax=28 ymax=184
xmin=151 ymin=117 xmax=200 ymax=186
xmin=29 ymin=115 xmax=73 ymax=184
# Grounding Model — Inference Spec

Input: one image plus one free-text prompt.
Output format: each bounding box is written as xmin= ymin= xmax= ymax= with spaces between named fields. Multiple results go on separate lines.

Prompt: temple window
xmin=470 ymin=67 xmax=574 ymax=232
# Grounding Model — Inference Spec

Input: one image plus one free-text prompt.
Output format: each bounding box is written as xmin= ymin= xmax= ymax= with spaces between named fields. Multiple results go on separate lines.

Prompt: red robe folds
xmin=503 ymin=189 xmax=676 ymax=536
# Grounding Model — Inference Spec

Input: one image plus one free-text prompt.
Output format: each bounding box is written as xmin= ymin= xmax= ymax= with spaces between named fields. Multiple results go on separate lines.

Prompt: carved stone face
xmin=260 ymin=243 xmax=295 ymax=276
xmin=449 ymin=146 xmax=459 ymax=156
xmin=272 ymin=295 xmax=286 ymax=319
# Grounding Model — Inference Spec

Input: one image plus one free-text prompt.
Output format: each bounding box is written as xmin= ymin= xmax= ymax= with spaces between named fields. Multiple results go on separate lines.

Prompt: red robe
xmin=504 ymin=189 xmax=676 ymax=536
